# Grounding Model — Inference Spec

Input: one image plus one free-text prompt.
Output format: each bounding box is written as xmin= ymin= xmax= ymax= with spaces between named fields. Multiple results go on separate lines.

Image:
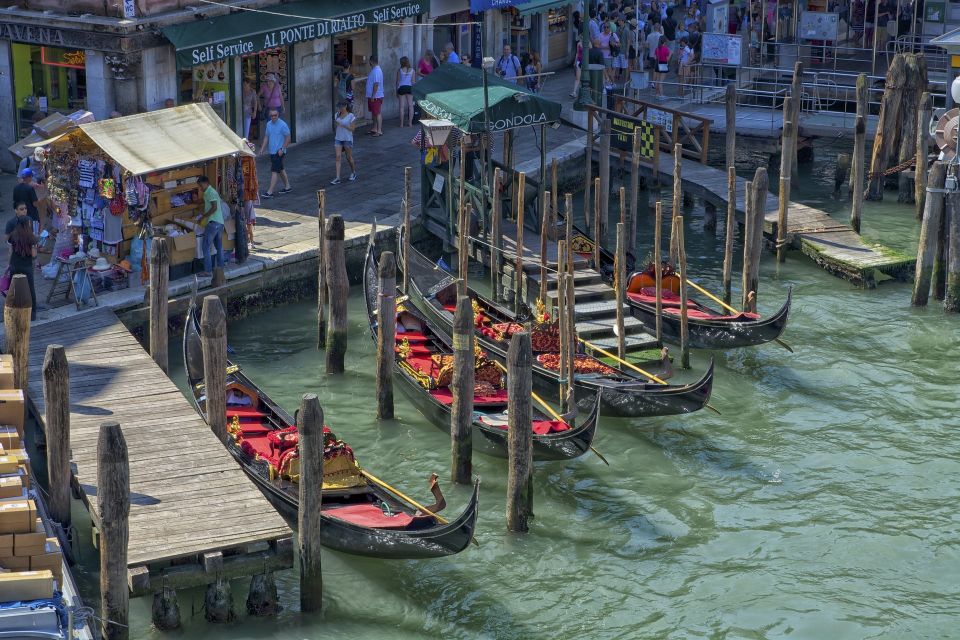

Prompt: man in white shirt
xmin=496 ymin=44 xmax=521 ymax=84
xmin=365 ymin=55 xmax=384 ymax=136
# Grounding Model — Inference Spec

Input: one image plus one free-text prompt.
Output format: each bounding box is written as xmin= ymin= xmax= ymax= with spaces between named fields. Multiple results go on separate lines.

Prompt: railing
xmin=600 ymin=95 xmax=712 ymax=163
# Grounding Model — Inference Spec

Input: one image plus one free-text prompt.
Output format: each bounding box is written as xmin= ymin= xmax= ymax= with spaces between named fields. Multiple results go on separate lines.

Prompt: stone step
xmin=546 ymin=283 xmax=615 ymax=305
xmin=530 ymin=269 xmax=603 ymax=288
xmin=576 ymin=315 xmax=649 ymax=339
xmin=587 ymin=333 xmax=660 ymax=352
xmin=571 ymin=299 xmax=624 ymax=320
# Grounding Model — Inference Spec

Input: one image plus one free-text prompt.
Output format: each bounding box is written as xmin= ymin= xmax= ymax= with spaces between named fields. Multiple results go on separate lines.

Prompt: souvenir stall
xmin=35 ymin=103 xmax=254 ymax=294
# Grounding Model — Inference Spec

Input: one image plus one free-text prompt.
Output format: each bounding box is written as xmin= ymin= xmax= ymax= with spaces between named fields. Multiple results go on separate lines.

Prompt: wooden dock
xmin=631 ymin=150 xmax=915 ymax=287
xmin=25 ymin=308 xmax=292 ymax=596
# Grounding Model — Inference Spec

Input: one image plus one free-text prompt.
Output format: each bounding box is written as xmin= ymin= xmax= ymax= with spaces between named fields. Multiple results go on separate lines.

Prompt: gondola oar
xmin=492 ymin=360 xmax=609 ymax=465
xmin=579 ymin=338 xmax=721 ymax=416
xmin=675 ymin=273 xmax=793 ymax=353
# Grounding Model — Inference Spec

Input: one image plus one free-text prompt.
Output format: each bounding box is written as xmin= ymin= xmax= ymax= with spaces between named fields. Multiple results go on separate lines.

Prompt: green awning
xmin=517 ymin=0 xmax=570 ymax=16
xmin=413 ymin=64 xmax=562 ymax=133
xmin=162 ymin=0 xmax=425 ymax=68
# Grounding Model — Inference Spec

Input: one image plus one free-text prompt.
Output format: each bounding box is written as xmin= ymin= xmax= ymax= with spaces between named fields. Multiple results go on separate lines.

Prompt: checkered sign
xmin=611 ymin=116 xmax=656 ymax=159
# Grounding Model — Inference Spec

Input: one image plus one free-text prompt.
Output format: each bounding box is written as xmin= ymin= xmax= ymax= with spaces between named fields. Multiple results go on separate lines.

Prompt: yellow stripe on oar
xmin=679 ymin=274 xmax=793 ymax=353
xmin=580 ymin=338 xmax=721 ymax=415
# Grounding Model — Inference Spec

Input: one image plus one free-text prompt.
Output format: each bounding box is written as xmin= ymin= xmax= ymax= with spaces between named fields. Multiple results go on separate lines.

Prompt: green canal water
xmin=83 ymin=153 xmax=960 ymax=638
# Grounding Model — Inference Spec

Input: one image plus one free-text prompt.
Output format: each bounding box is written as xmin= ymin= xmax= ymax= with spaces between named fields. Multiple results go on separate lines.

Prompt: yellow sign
xmin=952 ymin=55 xmax=960 ymax=69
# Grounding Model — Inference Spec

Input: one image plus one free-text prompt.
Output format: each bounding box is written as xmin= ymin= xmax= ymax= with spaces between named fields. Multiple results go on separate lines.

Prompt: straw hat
xmin=92 ymin=257 xmax=111 ymax=271
xmin=88 ymin=246 xmax=101 ymax=259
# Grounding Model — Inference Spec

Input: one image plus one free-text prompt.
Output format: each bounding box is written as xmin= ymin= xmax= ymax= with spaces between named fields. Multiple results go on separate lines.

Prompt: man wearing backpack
xmin=496 ymin=44 xmax=521 ymax=84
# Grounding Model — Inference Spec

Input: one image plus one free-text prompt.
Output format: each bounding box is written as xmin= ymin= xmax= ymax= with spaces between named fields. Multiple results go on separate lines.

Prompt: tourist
xmin=677 ymin=37 xmax=694 ymax=96
xmin=522 ymin=53 xmax=538 ymax=93
xmin=599 ymin=21 xmax=617 ymax=83
xmin=241 ymin=77 xmax=257 ymax=140
xmin=259 ymin=109 xmax=292 ymax=198
xmin=571 ymin=37 xmax=583 ymax=98
xmin=496 ymin=44 xmax=522 ymax=84
xmin=614 ymin=14 xmax=631 ymax=81
xmin=588 ymin=7 xmax=602 ymax=41
xmin=646 ymin=21 xmax=663 ymax=78
xmin=5 ymin=210 xmax=38 ymax=319
xmin=12 ymin=168 xmax=39 ymax=233
xmin=259 ymin=73 xmax=283 ymax=117
xmin=662 ymin=6 xmax=678 ymax=50
xmin=654 ymin=36 xmax=670 ymax=97
xmin=195 ymin=175 xmax=225 ymax=277
xmin=335 ymin=62 xmax=355 ymax=112
xmin=331 ymin=101 xmax=358 ymax=185
xmin=443 ymin=42 xmax=460 ymax=65
xmin=418 ymin=51 xmax=436 ymax=76
xmin=366 ymin=55 xmax=384 ymax=136
xmin=396 ymin=56 xmax=416 ymax=127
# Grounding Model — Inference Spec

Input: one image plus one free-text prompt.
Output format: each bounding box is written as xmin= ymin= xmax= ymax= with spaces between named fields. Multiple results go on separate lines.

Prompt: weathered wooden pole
xmin=743 ymin=169 xmax=768 ymax=313
xmin=629 ymin=129 xmax=640 ymax=251
xmin=676 ymin=216 xmax=690 ymax=369
xmin=897 ymin=54 xmax=926 ymax=204
xmin=593 ymin=177 xmax=602 ymax=269
xmin=550 ymin=158 xmax=559 ymax=242
xmin=913 ymin=161 xmax=946 ymax=306
xmin=148 ymin=237 xmax=169 ymax=374
xmin=672 ymin=143 xmax=682 ymax=226
xmin=458 ymin=202 xmax=472 ymax=296
xmin=584 ymin=110 xmax=594 ymax=235
xmin=599 ymin=118 xmax=611 ymax=247
xmin=204 ymin=577 xmax=233 ymax=623
xmin=915 ymin=92 xmax=932 ymax=218
xmin=944 ymin=192 xmax=960 ymax=313
xmin=503 ymin=129 xmax=513 ymax=167
xmin=97 ymin=421 xmax=129 ymax=640
xmin=563 ymin=270 xmax=576 ymax=409
xmin=557 ymin=240 xmax=569 ymax=410
xmin=654 ymin=200 xmax=663 ymax=344
xmin=514 ymin=171 xmax=526 ymax=313
xmin=540 ymin=190 xmax=550 ymax=300
xmin=506 ymin=331 xmax=533 ymax=533
xmin=200 ymin=295 xmax=227 ymax=443
xmin=245 ymin=573 xmax=279 ymax=617
xmin=152 ymin=585 xmax=181 ymax=630
xmin=3 ymin=275 xmax=30 ymax=394
xmin=777 ymin=97 xmax=794 ymax=262
xmin=652 ymin=126 xmax=661 ymax=187
xmin=451 ymin=295 xmax=474 ymax=484
xmin=741 ymin=179 xmax=756 ymax=313
xmin=376 ymin=252 xmax=395 ymax=420
xmin=325 ymin=215 xmax=349 ymax=374
xmin=43 ymin=345 xmax=71 ymax=528
xmin=316 ymin=189 xmax=327 ymax=349
xmin=722 ymin=167 xmax=736 ymax=305
xmin=492 ymin=167 xmax=503 ymax=302
xmin=834 ymin=153 xmax=851 ymax=198
xmin=789 ymin=61 xmax=803 ymax=180
xmin=855 ymin=72 xmax=868 ymax=123
xmin=298 ymin=393 xmax=323 ymax=613
xmin=725 ymin=83 xmax=737 ymax=170
xmin=934 ymin=209 xmax=948 ymax=301
xmin=851 ymin=115 xmax=866 ymax=234
xmin=564 ymin=193 xmax=573 ymax=251
xmin=615 ymin=222 xmax=627 ymax=360
xmin=402 ymin=167 xmax=412 ymax=292
xmin=867 ymin=55 xmax=906 ymax=200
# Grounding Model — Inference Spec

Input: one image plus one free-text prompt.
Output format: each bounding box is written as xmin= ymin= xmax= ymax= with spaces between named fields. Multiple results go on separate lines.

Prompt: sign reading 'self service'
xmin=178 ymin=1 xmax=424 ymax=67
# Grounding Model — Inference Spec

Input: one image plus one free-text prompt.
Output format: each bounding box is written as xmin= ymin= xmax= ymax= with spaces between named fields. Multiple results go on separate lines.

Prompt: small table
xmin=45 ymin=257 xmax=98 ymax=311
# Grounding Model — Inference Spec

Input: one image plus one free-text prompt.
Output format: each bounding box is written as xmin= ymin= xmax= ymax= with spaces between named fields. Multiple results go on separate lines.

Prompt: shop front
xmin=162 ymin=0 xmax=426 ymax=144
xmin=512 ymin=1 xmax=574 ymax=70
xmin=430 ymin=0 xmax=472 ymax=60
xmin=10 ymin=43 xmax=87 ymax=139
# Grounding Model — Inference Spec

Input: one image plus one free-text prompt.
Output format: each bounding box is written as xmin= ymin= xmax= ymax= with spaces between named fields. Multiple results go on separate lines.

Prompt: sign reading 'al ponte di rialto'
xmin=179 ymin=1 xmax=423 ymax=67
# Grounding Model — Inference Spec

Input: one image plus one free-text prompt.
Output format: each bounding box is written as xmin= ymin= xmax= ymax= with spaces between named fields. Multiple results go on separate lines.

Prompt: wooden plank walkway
xmin=25 ymin=308 xmax=292 ymax=593
xmin=633 ymin=151 xmax=914 ymax=287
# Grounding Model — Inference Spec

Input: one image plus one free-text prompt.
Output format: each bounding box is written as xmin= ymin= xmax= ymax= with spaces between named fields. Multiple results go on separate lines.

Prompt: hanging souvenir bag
xmin=99 ymin=177 xmax=116 ymax=200
xmin=125 ymin=177 xmax=139 ymax=207
xmin=109 ymin=192 xmax=126 ymax=216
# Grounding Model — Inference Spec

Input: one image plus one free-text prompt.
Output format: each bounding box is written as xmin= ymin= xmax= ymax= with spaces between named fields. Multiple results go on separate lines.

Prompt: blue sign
xmin=469 ymin=0 xmax=530 ymax=12
xmin=471 ymin=16 xmax=483 ymax=68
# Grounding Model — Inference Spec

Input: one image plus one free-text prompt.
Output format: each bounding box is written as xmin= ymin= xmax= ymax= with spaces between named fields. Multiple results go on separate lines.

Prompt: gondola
xmin=624 ymin=264 xmax=792 ymax=350
xmin=365 ymin=244 xmax=600 ymax=460
xmin=399 ymin=237 xmax=714 ymax=418
xmin=183 ymin=299 xmax=479 ymax=560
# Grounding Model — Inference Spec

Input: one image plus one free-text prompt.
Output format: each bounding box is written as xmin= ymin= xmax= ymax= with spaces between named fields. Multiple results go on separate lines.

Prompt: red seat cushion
xmin=227 ymin=407 xmax=268 ymax=419
xmin=323 ymin=504 xmax=415 ymax=529
xmin=430 ymin=387 xmax=508 ymax=406
xmin=396 ymin=331 xmax=428 ymax=342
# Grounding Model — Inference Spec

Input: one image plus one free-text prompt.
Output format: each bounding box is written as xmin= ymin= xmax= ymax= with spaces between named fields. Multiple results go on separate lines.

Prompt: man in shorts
xmin=331 ymin=101 xmax=358 ymax=184
xmin=366 ymin=55 xmax=384 ymax=136
xmin=259 ymin=109 xmax=292 ymax=198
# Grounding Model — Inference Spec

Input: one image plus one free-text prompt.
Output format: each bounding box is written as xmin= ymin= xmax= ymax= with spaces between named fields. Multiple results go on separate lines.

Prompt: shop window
xmin=12 ymin=43 xmax=86 ymax=138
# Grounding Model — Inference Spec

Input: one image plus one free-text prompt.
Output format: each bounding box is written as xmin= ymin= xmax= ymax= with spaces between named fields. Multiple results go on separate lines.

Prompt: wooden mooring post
xmin=557 ymin=240 xmax=570 ymax=411
xmin=458 ymin=202 xmax=472 ymax=297
xmin=317 ymin=190 xmax=327 ymax=349
xmin=654 ymin=200 xmax=663 ymax=344
xmin=491 ymin=167 xmax=503 ymax=302
xmin=515 ymin=172 xmax=527 ymax=314
xmin=912 ymin=161 xmax=946 ymax=306
xmin=789 ymin=61 xmax=803 ymax=179
xmin=945 ymin=191 xmax=960 ymax=313
xmin=376 ymin=252 xmax=396 ymax=420
xmin=584 ymin=111 xmax=594 ymax=235
xmin=851 ymin=115 xmax=866 ymax=234
xmin=451 ymin=295 xmax=474 ymax=484
xmin=725 ymin=83 xmax=736 ymax=170
xmin=42 ymin=345 xmax=71 ymax=528
xmin=722 ymin=167 xmax=736 ymax=305
xmin=326 ymin=214 xmax=349 ymax=374
xmin=866 ymin=56 xmax=906 ymax=201
xmin=148 ymin=237 xmax=169 ymax=374
xmin=777 ymin=98 xmax=794 ymax=262
xmin=629 ymin=129 xmax=640 ymax=249
xmin=402 ymin=167 xmax=411 ymax=293
xmin=741 ymin=177 xmax=756 ymax=313
xmin=599 ymin=118 xmax=611 ymax=248
xmin=672 ymin=143 xmax=682 ymax=227
xmin=4 ymin=275 xmax=30 ymax=394
xmin=506 ymin=332 xmax=533 ymax=533
xmin=593 ymin=177 xmax=602 ymax=269
xmin=97 ymin=421 xmax=129 ymax=640
xmin=550 ymin=158 xmax=559 ymax=242
xmin=615 ymin=223 xmax=627 ymax=360
xmin=298 ymin=394 xmax=324 ymax=613
xmin=744 ymin=170 xmax=768 ymax=313
xmin=201 ymin=295 xmax=227 ymax=444
xmin=540 ymin=190 xmax=551 ymax=298
xmin=676 ymin=217 xmax=690 ymax=369
xmin=897 ymin=55 xmax=927 ymax=204
xmin=916 ymin=93 xmax=932 ymax=219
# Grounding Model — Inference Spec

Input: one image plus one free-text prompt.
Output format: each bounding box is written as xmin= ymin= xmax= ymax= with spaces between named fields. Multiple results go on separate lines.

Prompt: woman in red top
xmin=654 ymin=40 xmax=671 ymax=97
xmin=418 ymin=51 xmax=437 ymax=76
